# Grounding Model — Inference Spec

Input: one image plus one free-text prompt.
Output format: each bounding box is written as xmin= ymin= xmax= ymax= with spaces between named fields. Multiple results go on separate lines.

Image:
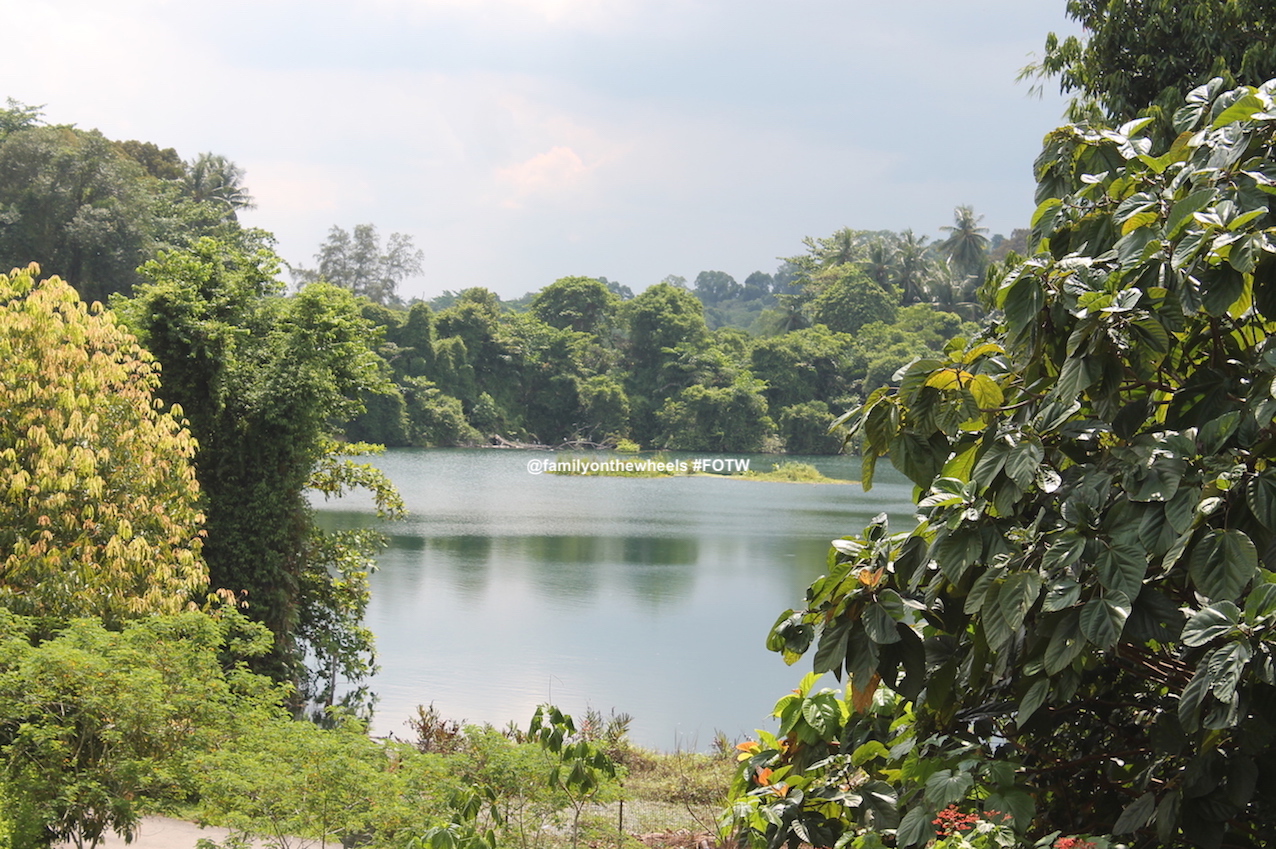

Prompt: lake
xmin=312 ymin=448 xmax=916 ymax=750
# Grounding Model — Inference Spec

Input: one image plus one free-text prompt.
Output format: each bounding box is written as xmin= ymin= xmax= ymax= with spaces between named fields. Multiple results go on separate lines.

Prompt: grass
xmin=738 ymin=461 xmax=854 ymax=484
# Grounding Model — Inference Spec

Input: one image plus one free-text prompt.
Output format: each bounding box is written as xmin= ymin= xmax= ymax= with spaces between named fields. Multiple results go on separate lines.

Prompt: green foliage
xmin=938 ymin=206 xmax=990 ymax=299
xmin=293 ymin=224 xmax=423 ymax=305
xmin=750 ymin=325 xmax=856 ymax=411
xmin=578 ymin=375 xmax=631 ymax=442
xmin=458 ymin=727 xmax=565 ymax=849
xmin=776 ymin=402 xmax=842 ymax=455
xmin=622 ymin=283 xmax=711 ymax=444
xmin=1024 ymin=0 xmax=1276 ymax=124
xmin=196 ymin=717 xmax=459 ymax=849
xmin=528 ymin=706 xmax=621 ymax=849
xmin=808 ymin=265 xmax=897 ymax=334
xmin=848 ymin=307 xmax=976 ymax=398
xmin=183 ymin=153 xmax=254 ymax=215
xmin=403 ymin=378 xmax=483 ymax=446
xmin=530 ymin=277 xmax=619 ymax=335
xmin=0 ymin=266 xmax=206 ymax=620
xmin=0 ymin=127 xmax=158 ymax=302
xmin=0 ymin=99 xmax=42 ymax=139
xmin=345 ymin=385 xmax=411 ymax=446
xmin=0 ymin=611 xmax=280 ymax=849
xmin=727 ymin=80 xmax=1276 ymax=849
xmin=120 ymin=236 xmax=390 ymax=698
xmin=0 ymin=121 xmax=251 ymax=303
xmin=656 ymin=377 xmax=774 ymax=453
xmin=301 ymin=443 xmax=404 ymax=720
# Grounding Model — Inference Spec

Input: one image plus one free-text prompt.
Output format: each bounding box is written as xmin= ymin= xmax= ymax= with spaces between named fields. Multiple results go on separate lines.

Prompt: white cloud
xmin=2 ymin=0 xmax=1077 ymax=300
xmin=495 ymin=146 xmax=593 ymax=208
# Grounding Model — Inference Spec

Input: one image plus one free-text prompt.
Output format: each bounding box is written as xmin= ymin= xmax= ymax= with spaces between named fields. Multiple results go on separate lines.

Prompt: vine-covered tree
xmin=119 ymin=236 xmax=397 ymax=706
xmin=0 ymin=265 xmax=206 ymax=620
xmin=728 ymin=80 xmax=1276 ymax=849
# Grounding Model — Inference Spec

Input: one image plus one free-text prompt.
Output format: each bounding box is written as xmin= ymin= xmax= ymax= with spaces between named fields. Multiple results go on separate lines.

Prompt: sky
xmin=5 ymin=0 xmax=1080 ymax=301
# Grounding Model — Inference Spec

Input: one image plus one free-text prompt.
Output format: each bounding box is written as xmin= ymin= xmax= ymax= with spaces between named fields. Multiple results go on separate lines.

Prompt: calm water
xmin=312 ymin=449 xmax=915 ymax=749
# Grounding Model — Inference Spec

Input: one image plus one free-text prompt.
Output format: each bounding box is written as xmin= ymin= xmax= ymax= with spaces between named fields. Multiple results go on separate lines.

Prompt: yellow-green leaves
xmin=0 ymin=265 xmax=206 ymax=620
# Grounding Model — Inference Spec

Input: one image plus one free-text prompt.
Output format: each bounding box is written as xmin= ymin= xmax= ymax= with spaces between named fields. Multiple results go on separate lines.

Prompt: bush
xmin=777 ymin=401 xmax=841 ymax=455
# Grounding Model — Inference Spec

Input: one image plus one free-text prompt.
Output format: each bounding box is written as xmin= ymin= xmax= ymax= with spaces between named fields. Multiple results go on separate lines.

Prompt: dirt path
xmin=59 ymin=817 xmax=254 ymax=849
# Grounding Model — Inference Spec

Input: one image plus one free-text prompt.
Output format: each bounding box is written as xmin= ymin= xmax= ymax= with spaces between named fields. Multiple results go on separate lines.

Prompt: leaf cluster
xmin=0 ymin=265 xmax=206 ymax=621
xmin=727 ymin=79 xmax=1276 ymax=849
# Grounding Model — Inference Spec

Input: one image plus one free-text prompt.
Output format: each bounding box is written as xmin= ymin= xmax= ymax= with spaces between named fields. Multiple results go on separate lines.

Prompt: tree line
xmin=335 ymin=212 xmax=1023 ymax=456
xmin=0 ymin=96 xmax=1022 ymax=458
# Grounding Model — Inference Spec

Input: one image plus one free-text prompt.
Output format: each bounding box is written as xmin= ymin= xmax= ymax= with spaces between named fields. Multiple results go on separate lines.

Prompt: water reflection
xmin=311 ymin=448 xmax=917 ymax=749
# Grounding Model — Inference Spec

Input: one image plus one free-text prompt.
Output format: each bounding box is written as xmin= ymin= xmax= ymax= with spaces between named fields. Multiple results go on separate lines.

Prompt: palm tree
xmin=773 ymin=293 xmax=810 ymax=333
xmin=861 ymin=236 xmax=897 ymax=291
xmin=938 ymin=205 xmax=990 ymax=284
xmin=894 ymin=230 xmax=934 ymax=305
xmin=820 ymin=227 xmax=861 ymax=268
xmin=184 ymin=152 xmax=255 ymax=213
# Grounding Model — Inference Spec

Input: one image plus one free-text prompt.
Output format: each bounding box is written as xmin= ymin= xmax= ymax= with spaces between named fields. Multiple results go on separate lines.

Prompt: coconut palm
xmin=184 ymin=152 xmax=254 ymax=213
xmin=861 ymin=236 xmax=897 ymax=291
xmin=819 ymin=227 xmax=862 ymax=268
xmin=894 ymin=230 xmax=935 ymax=305
xmin=938 ymin=205 xmax=990 ymax=284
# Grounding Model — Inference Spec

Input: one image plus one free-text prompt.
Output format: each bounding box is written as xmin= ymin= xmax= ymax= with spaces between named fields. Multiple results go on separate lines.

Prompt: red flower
xmin=1054 ymin=838 xmax=1096 ymax=849
xmin=932 ymin=805 xmax=980 ymax=837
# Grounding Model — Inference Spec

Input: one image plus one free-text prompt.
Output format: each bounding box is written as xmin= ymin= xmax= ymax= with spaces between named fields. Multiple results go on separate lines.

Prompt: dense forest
xmin=6 ymin=0 xmax=1276 ymax=847
xmin=0 ymin=95 xmax=1028 ymax=456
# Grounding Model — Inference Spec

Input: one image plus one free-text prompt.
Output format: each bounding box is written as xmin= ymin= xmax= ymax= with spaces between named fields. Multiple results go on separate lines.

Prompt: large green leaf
xmin=862 ymin=601 xmax=902 ymax=645
xmin=1113 ymin=792 xmax=1157 ymax=835
xmin=1182 ymin=601 xmax=1240 ymax=647
xmin=1096 ymin=538 xmax=1148 ymax=600
xmin=1042 ymin=534 xmax=1086 ymax=574
xmin=1001 ymin=270 xmax=1045 ymax=342
xmin=972 ymin=438 xmax=1010 ymax=490
xmin=1045 ymin=610 xmax=1085 ymax=675
xmin=999 ymin=571 xmax=1043 ymax=635
xmin=811 ymin=620 xmax=849 ymax=676
xmin=1043 ymin=576 xmax=1081 ymax=612
xmin=1004 ymin=437 xmax=1044 ymax=489
xmin=1166 ymin=189 xmax=1218 ymax=240
xmin=1189 ymin=529 xmax=1258 ymax=600
xmin=1080 ymin=592 xmax=1131 ymax=648
xmin=924 ymin=769 xmax=974 ymax=808
xmin=982 ymin=789 xmax=1034 ymax=831
xmin=1245 ymin=472 xmax=1276 ymax=531
xmin=1211 ymin=92 xmax=1266 ymax=129
xmin=933 ymin=527 xmax=982 ymax=583
xmin=878 ymin=624 xmax=926 ymax=700
xmin=895 ymin=806 xmax=932 ymax=849
xmin=1207 ymin=641 xmax=1252 ymax=702
xmin=890 ymin=431 xmax=946 ymax=489
xmin=800 ymin=690 xmax=842 ymax=739
xmin=1055 ymin=355 xmax=1100 ymax=402
xmin=1120 ymin=437 xmax=1186 ymax=502
xmin=1179 ymin=665 xmax=1213 ymax=731
xmin=1017 ymin=678 xmax=1050 ymax=726
xmin=1244 ymin=582 xmax=1276 ymax=622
